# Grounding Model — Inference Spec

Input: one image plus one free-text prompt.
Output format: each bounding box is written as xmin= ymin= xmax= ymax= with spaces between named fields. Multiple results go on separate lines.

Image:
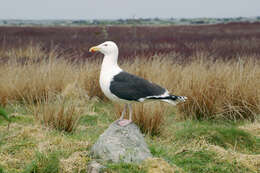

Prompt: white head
xmin=89 ymin=41 xmax=118 ymax=56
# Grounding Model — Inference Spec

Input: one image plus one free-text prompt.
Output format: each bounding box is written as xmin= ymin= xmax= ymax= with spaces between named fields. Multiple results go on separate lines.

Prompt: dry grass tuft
xmin=178 ymin=58 xmax=260 ymax=120
xmin=115 ymin=102 xmax=169 ymax=135
xmin=33 ymin=96 xmax=83 ymax=133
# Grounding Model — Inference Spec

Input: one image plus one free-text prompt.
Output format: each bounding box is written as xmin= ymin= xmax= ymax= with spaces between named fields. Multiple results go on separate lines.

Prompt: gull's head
xmin=89 ymin=41 xmax=118 ymax=56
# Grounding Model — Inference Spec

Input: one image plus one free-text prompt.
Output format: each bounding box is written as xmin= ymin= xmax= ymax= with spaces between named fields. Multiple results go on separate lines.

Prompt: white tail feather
xmin=162 ymin=99 xmax=177 ymax=105
xmin=162 ymin=96 xmax=187 ymax=106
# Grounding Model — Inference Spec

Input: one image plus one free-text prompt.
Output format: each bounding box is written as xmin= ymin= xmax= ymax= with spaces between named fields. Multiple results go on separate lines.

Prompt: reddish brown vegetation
xmin=1 ymin=22 xmax=260 ymax=62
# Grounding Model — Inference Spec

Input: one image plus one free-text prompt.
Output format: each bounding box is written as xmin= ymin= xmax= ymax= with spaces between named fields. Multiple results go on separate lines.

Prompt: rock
xmin=142 ymin=157 xmax=182 ymax=173
xmin=91 ymin=121 xmax=152 ymax=163
xmin=87 ymin=160 xmax=105 ymax=173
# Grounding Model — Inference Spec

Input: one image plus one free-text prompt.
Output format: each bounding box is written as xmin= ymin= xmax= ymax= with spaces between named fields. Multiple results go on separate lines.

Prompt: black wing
xmin=110 ymin=72 xmax=166 ymax=101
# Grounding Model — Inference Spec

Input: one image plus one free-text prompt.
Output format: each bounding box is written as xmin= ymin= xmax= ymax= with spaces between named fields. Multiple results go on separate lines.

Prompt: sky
xmin=0 ymin=0 xmax=260 ymax=20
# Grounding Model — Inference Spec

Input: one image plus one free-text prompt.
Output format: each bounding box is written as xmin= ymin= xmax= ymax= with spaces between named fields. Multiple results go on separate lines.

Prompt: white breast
xmin=99 ymin=55 xmax=122 ymax=102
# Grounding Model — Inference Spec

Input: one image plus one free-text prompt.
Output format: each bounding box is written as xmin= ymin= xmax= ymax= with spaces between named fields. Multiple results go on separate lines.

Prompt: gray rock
xmin=91 ymin=121 xmax=152 ymax=163
xmin=87 ymin=160 xmax=105 ymax=173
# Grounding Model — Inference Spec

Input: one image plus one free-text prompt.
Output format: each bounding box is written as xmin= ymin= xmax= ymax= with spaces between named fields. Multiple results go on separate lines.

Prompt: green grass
xmin=0 ymin=103 xmax=32 ymax=126
xmin=0 ymin=101 xmax=260 ymax=173
xmin=0 ymin=166 xmax=5 ymax=173
xmin=0 ymin=107 xmax=10 ymax=123
xmin=80 ymin=115 xmax=98 ymax=126
xmin=105 ymin=162 xmax=146 ymax=173
xmin=173 ymin=121 xmax=260 ymax=154
xmin=23 ymin=152 xmax=59 ymax=173
xmin=148 ymin=119 xmax=260 ymax=173
xmin=149 ymin=142 xmax=254 ymax=173
xmin=8 ymin=115 xmax=33 ymax=124
xmin=6 ymin=139 xmax=36 ymax=155
xmin=173 ymin=150 xmax=252 ymax=173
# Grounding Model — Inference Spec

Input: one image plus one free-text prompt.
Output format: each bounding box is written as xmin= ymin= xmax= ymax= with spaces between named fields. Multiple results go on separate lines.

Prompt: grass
xmin=0 ymin=107 xmax=10 ymax=123
xmin=105 ymin=162 xmax=146 ymax=173
xmin=147 ymin=115 xmax=260 ymax=172
xmin=173 ymin=150 xmax=252 ymax=173
xmin=173 ymin=121 xmax=260 ymax=154
xmin=114 ymin=102 xmax=171 ymax=135
xmin=23 ymin=152 xmax=59 ymax=173
xmin=1 ymin=101 xmax=260 ymax=172
xmin=176 ymin=58 xmax=260 ymax=121
xmin=33 ymin=96 xmax=83 ymax=133
xmin=0 ymin=167 xmax=4 ymax=173
xmin=149 ymin=140 xmax=259 ymax=173
xmin=0 ymin=44 xmax=259 ymax=121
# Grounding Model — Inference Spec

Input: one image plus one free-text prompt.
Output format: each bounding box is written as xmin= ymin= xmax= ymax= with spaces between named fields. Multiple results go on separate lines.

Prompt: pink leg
xmin=118 ymin=119 xmax=132 ymax=126
xmin=119 ymin=104 xmax=127 ymax=120
xmin=117 ymin=104 xmax=133 ymax=126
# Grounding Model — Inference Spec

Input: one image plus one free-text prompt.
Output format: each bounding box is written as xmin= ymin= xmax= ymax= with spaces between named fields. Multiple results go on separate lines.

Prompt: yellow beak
xmin=89 ymin=46 xmax=100 ymax=53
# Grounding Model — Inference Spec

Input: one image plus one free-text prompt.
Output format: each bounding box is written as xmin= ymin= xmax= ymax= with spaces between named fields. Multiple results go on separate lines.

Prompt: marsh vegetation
xmin=0 ymin=23 xmax=259 ymax=172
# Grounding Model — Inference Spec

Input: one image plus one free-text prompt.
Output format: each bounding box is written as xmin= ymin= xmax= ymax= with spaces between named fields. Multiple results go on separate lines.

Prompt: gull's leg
xmin=119 ymin=104 xmax=127 ymax=120
xmin=117 ymin=104 xmax=127 ymax=125
xmin=128 ymin=103 xmax=133 ymax=122
xmin=118 ymin=103 xmax=133 ymax=126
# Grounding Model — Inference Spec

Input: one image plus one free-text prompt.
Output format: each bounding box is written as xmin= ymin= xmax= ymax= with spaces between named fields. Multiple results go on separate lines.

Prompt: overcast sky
xmin=0 ymin=0 xmax=259 ymax=20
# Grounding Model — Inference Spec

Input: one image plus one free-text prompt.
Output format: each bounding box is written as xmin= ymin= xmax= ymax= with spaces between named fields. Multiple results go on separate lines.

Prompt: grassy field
xmin=0 ymin=24 xmax=260 ymax=172
xmin=1 ymin=101 xmax=260 ymax=172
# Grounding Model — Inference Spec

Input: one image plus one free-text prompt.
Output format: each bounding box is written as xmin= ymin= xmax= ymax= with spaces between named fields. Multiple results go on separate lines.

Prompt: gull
xmin=89 ymin=41 xmax=187 ymax=126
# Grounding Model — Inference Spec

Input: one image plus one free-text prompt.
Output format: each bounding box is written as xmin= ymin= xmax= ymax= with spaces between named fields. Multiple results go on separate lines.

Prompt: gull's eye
xmin=104 ymin=44 xmax=108 ymax=46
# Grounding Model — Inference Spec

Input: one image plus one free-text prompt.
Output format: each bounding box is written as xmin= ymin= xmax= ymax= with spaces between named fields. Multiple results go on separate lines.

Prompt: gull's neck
xmin=101 ymin=53 xmax=122 ymax=75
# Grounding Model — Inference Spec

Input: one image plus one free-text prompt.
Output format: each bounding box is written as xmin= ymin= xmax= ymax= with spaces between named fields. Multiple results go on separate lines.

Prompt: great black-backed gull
xmin=89 ymin=41 xmax=187 ymax=126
